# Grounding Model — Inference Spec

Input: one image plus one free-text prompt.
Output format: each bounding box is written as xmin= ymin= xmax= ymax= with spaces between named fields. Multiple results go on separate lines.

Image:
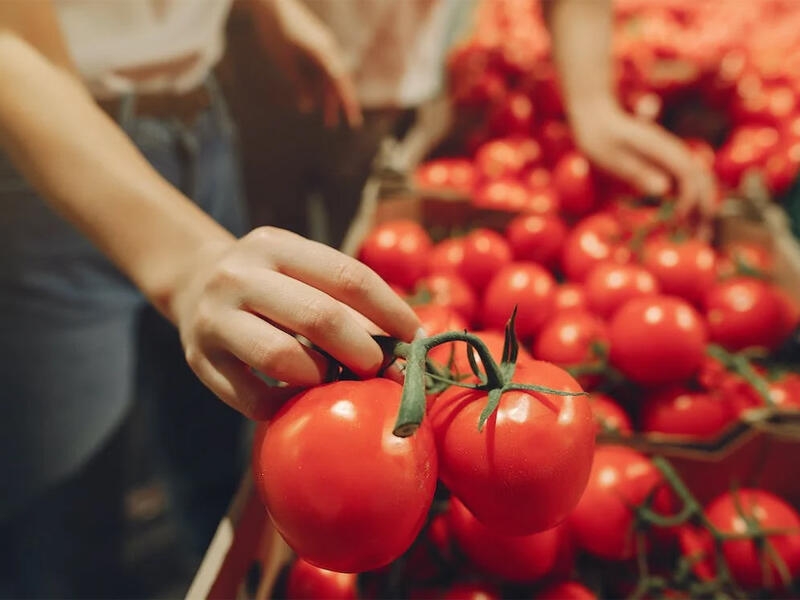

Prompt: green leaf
xmin=478 ymin=387 xmax=503 ymax=432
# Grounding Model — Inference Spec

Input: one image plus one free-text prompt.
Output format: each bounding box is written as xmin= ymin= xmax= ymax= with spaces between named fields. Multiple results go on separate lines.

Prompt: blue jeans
xmin=0 ymin=82 xmax=248 ymax=596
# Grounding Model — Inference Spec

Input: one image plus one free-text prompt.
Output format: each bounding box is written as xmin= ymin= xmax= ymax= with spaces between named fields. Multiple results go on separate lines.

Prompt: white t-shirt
xmin=54 ymin=0 xmax=232 ymax=99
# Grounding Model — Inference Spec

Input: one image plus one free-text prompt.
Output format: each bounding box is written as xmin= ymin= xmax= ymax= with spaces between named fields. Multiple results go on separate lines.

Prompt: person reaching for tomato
xmin=543 ymin=0 xmax=716 ymax=226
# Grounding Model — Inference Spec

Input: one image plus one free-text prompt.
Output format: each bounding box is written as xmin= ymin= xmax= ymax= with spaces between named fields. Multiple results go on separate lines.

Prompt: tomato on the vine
xmin=429 ymin=360 xmax=594 ymax=535
xmin=285 ymin=558 xmax=358 ymax=600
xmin=252 ymin=379 xmax=437 ymax=573
xmin=590 ymin=392 xmax=633 ymax=435
xmin=640 ymin=386 xmax=738 ymax=439
xmin=358 ymin=220 xmax=432 ymax=291
xmin=609 ymin=295 xmax=707 ymax=386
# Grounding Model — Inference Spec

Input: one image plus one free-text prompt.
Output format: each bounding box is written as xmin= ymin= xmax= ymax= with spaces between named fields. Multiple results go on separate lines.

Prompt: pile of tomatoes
xmin=442 ymin=0 xmax=800 ymax=199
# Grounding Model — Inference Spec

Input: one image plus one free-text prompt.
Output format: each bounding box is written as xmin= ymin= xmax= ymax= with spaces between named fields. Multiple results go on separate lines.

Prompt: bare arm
xmin=0 ymin=12 xmax=419 ymax=418
xmin=544 ymin=0 xmax=714 ymax=223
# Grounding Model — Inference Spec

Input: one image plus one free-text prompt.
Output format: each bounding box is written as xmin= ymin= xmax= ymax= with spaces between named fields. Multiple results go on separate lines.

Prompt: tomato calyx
xmin=705 ymin=344 xmax=775 ymax=409
xmin=385 ymin=310 xmax=588 ymax=437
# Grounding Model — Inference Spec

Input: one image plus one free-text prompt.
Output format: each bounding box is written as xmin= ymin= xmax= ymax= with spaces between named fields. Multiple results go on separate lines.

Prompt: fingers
xmin=603 ymin=147 xmax=671 ymax=197
xmin=208 ymin=310 xmax=330 ymax=386
xmin=327 ymin=75 xmax=363 ymax=128
xmin=259 ymin=230 xmax=421 ymax=342
xmin=189 ymin=352 xmax=302 ymax=421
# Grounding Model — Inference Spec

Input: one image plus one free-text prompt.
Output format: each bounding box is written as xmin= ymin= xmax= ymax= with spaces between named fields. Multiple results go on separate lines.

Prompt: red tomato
xmin=561 ymin=213 xmax=631 ymax=283
xmin=535 ymin=581 xmax=597 ymax=600
xmin=482 ymin=262 xmax=556 ymax=340
xmin=681 ymin=490 xmax=800 ymax=591
xmin=584 ymin=262 xmax=660 ymax=319
xmin=590 ymin=392 xmax=633 ymax=435
xmin=286 ymin=559 xmax=358 ymax=600
xmin=429 ymin=360 xmax=594 ymax=535
xmin=404 ymin=512 xmax=453 ymax=584
xmin=538 ymin=120 xmax=573 ymax=165
xmin=705 ymin=278 xmax=788 ymax=351
xmin=715 ymin=126 xmax=780 ymax=189
xmin=252 ymin=379 xmax=437 ymax=572
xmin=553 ymin=283 xmax=588 ymax=312
xmin=642 ymin=237 xmax=717 ymax=307
xmin=506 ymin=214 xmax=568 ymax=270
xmin=569 ymin=446 xmax=666 ymax=561
xmin=764 ymin=140 xmax=800 ymax=196
xmin=427 ymin=329 xmax=532 ymax=378
xmin=442 ymin=582 xmax=501 ymax=600
xmin=609 ymin=295 xmax=707 ymax=386
xmin=458 ymin=229 xmax=513 ymax=292
xmin=429 ymin=237 xmax=467 ymax=276
xmin=414 ymin=158 xmax=477 ymax=195
xmin=447 ymin=496 xmax=565 ymax=583
xmin=413 ymin=304 xmax=469 ymax=337
xmin=414 ymin=273 xmax=478 ymax=325
xmin=716 ymin=241 xmax=773 ymax=279
xmin=524 ymin=166 xmax=552 ymax=191
xmin=358 ymin=220 xmax=432 ymax=291
xmin=552 ymin=151 xmax=598 ymax=217
xmin=640 ymin=386 xmax=738 ymax=439
xmin=533 ymin=309 xmax=609 ymax=371
xmin=489 ymin=91 xmax=535 ymax=136
xmin=763 ymin=372 xmax=800 ymax=411
xmin=474 ymin=137 xmax=541 ymax=181
xmin=473 ymin=179 xmax=530 ymax=212
xmin=523 ymin=187 xmax=560 ymax=215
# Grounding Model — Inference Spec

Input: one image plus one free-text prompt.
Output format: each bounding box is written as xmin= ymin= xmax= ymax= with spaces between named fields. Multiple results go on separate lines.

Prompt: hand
xmin=570 ymin=100 xmax=716 ymax=230
xmin=171 ymin=227 xmax=420 ymax=420
xmin=252 ymin=0 xmax=363 ymax=128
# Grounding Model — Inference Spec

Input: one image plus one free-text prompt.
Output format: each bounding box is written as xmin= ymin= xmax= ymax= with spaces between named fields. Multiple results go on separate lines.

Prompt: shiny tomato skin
xmin=473 ymin=178 xmax=530 ymax=212
xmin=253 ymin=379 xmax=437 ymax=573
xmin=590 ymin=392 xmax=633 ymax=435
xmin=447 ymin=496 xmax=564 ymax=583
xmin=488 ymin=91 xmax=535 ymax=137
xmin=535 ymin=581 xmax=597 ymax=600
xmin=458 ymin=229 xmax=513 ymax=293
xmin=609 ymin=295 xmax=707 ymax=386
xmin=552 ymin=151 xmax=598 ymax=217
xmin=429 ymin=361 xmax=594 ymax=535
xmin=553 ymin=283 xmax=588 ymax=312
xmin=642 ymin=237 xmax=717 ymax=307
xmin=429 ymin=237 xmax=467 ymax=276
xmin=286 ymin=558 xmax=358 ymax=600
xmin=505 ymin=213 xmax=568 ymax=269
xmin=482 ymin=262 xmax=556 ymax=340
xmin=533 ymin=309 xmax=609 ymax=369
xmin=689 ymin=490 xmax=800 ymax=590
xmin=358 ymin=220 xmax=432 ymax=291
xmin=474 ymin=137 xmax=538 ymax=181
xmin=414 ymin=158 xmax=477 ymax=195
xmin=640 ymin=386 xmax=738 ymax=439
xmin=584 ymin=262 xmax=660 ymax=319
xmin=413 ymin=304 xmax=469 ymax=336
xmin=705 ymin=278 xmax=788 ymax=352
xmin=569 ymin=446 xmax=665 ymax=560
xmin=427 ymin=329 xmax=535 ymax=378
xmin=414 ymin=274 xmax=477 ymax=326
xmin=561 ymin=213 xmax=631 ymax=283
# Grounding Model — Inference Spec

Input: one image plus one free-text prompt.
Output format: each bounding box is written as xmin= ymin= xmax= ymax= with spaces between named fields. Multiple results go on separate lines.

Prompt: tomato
xmin=442 ymin=582 xmax=501 ymax=600
xmin=552 ymin=283 xmax=588 ymax=312
xmin=414 ymin=158 xmax=477 ymax=195
xmin=488 ymin=91 xmax=535 ymax=136
xmin=286 ymin=558 xmax=358 ymax=600
xmin=569 ymin=446 xmax=666 ymax=561
xmin=766 ymin=372 xmax=800 ymax=411
xmin=413 ymin=304 xmax=469 ymax=337
xmin=681 ymin=490 xmax=800 ymax=591
xmin=523 ymin=187 xmax=561 ymax=215
xmin=538 ymin=120 xmax=574 ymax=165
xmin=764 ymin=140 xmax=800 ymax=197
xmin=642 ymin=237 xmax=717 ymax=307
xmin=252 ymin=379 xmax=437 ymax=572
xmin=590 ymin=392 xmax=633 ymax=435
xmin=458 ymin=229 xmax=513 ymax=292
xmin=609 ymin=295 xmax=707 ymax=386
xmin=533 ymin=310 xmax=609 ymax=387
xmin=552 ymin=151 xmax=598 ymax=217
xmin=716 ymin=241 xmax=773 ymax=279
xmin=474 ymin=137 xmax=541 ymax=181
xmin=427 ymin=329 xmax=533 ymax=378
xmin=472 ymin=179 xmax=530 ymax=212
xmin=429 ymin=237 xmax=467 ymax=276
xmin=535 ymin=581 xmax=597 ymax=600
xmin=358 ymin=220 xmax=432 ymax=291
xmin=640 ymin=386 xmax=738 ymax=439
xmin=482 ymin=262 xmax=556 ymax=340
xmin=584 ymin=262 xmax=660 ymax=319
xmin=414 ymin=273 xmax=478 ymax=325
xmin=447 ymin=496 xmax=566 ymax=583
xmin=705 ymin=278 xmax=788 ymax=351
xmin=429 ymin=360 xmax=594 ymax=534
xmin=404 ymin=512 xmax=453 ymax=585
xmin=561 ymin=213 xmax=631 ymax=283
xmin=715 ymin=126 xmax=780 ymax=189
xmin=523 ymin=166 xmax=552 ymax=191
xmin=505 ymin=213 xmax=568 ymax=270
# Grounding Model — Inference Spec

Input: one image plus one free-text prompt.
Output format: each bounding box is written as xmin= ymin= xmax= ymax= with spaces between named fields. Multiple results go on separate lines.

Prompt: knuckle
xmin=207 ymin=262 xmax=245 ymax=293
xmin=302 ymin=298 xmax=341 ymax=337
xmin=251 ymin=337 xmax=296 ymax=377
xmin=333 ymin=260 xmax=372 ymax=298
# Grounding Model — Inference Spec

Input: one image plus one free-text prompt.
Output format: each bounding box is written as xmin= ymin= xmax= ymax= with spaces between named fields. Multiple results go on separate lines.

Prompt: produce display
xmin=245 ymin=1 xmax=800 ymax=599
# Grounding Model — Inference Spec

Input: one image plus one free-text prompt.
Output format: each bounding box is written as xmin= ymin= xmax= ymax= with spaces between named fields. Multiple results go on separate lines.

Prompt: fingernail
xmin=415 ymin=327 xmax=428 ymax=341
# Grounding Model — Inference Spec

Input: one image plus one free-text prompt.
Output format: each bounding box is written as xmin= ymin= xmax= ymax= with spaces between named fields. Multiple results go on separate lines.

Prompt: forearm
xmin=543 ymin=0 xmax=616 ymax=120
xmin=0 ymin=31 xmax=233 ymax=320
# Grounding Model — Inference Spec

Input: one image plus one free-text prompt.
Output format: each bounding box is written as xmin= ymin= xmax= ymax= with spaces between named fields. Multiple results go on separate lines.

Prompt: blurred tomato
xmin=473 ymin=179 xmax=529 ymax=212
xmin=505 ymin=213 xmax=568 ymax=269
xmin=642 ymin=236 xmax=717 ymax=307
xmin=533 ymin=309 xmax=609 ymax=372
xmin=358 ymin=220 xmax=432 ymax=291
xmin=458 ymin=229 xmax=514 ymax=292
xmin=552 ymin=283 xmax=588 ymax=312
xmin=474 ymin=137 xmax=541 ymax=180
xmin=538 ymin=120 xmax=574 ymax=165
xmin=584 ymin=262 xmax=660 ymax=319
xmin=640 ymin=386 xmax=738 ymax=439
xmin=590 ymin=392 xmax=633 ymax=435
xmin=414 ymin=159 xmax=477 ymax=195
xmin=442 ymin=582 xmax=501 ymax=600
xmin=414 ymin=273 xmax=478 ymax=325
xmin=286 ymin=559 xmax=358 ymax=600
xmin=482 ymin=262 xmax=556 ymax=339
xmin=562 ymin=213 xmax=631 ymax=282
xmin=535 ymin=581 xmax=597 ymax=600
xmin=488 ymin=91 xmax=535 ymax=136
xmin=552 ymin=151 xmax=599 ymax=217
xmin=429 ymin=237 xmax=467 ymax=276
